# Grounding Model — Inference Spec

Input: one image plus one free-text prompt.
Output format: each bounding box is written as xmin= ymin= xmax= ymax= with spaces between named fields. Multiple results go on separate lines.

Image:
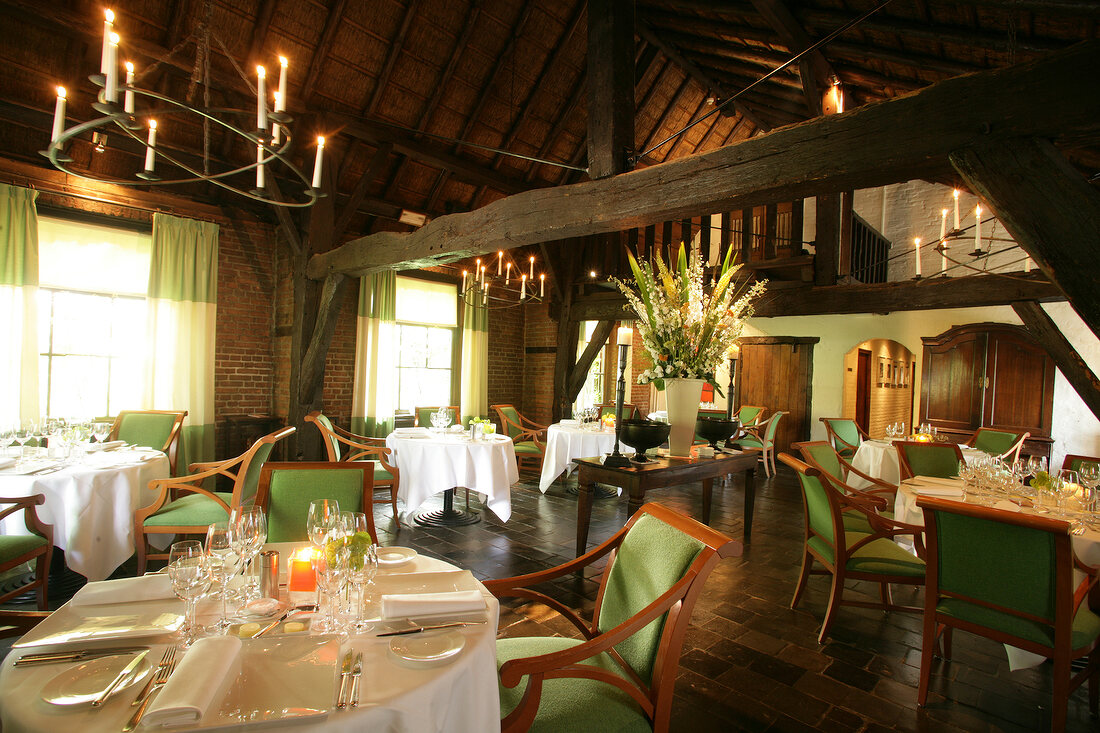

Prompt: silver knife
xmin=91 ymin=650 xmax=149 ymax=707
xmin=335 ymin=650 xmax=353 ymax=709
xmin=14 ymin=646 xmax=148 ymax=666
xmin=349 ymin=653 xmax=363 ymax=708
xmin=376 ymin=620 xmax=486 ymax=637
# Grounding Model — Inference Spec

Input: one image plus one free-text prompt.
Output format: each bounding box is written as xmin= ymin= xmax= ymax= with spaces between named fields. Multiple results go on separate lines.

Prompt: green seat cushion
xmin=842 ymin=512 xmax=872 ymax=533
xmin=0 ymin=533 xmax=49 ymax=562
xmin=496 ymin=636 xmax=650 ymax=733
xmin=938 ymin=598 xmax=1100 ymax=651
xmin=373 ymin=465 xmax=394 ymax=484
xmin=808 ymin=531 xmax=926 ymax=578
xmin=515 ymin=441 xmax=542 ymax=455
xmin=732 ymin=436 xmax=763 ymax=450
xmin=143 ymin=492 xmax=234 ymax=527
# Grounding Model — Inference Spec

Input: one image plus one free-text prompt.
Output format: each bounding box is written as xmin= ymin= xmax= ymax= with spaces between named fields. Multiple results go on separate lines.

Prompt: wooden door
xmin=920 ymin=328 xmax=986 ymax=434
xmin=736 ymin=336 xmax=819 ymax=455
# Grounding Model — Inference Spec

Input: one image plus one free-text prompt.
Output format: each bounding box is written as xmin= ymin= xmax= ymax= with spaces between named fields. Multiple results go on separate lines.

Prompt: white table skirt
xmin=0 ymin=449 xmax=169 ymax=581
xmin=0 ymin=550 xmax=501 ymax=733
xmin=848 ymin=440 xmax=986 ymax=489
xmin=386 ymin=429 xmax=517 ymax=522
xmin=538 ymin=424 xmax=626 ymax=492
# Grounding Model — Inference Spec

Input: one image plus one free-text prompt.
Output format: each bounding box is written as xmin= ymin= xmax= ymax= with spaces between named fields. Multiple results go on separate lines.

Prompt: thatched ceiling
xmin=0 ymin=0 xmax=1096 ymax=238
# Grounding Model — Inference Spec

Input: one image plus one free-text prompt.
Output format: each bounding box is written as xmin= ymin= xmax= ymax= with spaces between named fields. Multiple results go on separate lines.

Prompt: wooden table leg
xmin=742 ymin=467 xmax=756 ymax=543
xmin=626 ymin=483 xmax=644 ymax=518
xmin=702 ymin=478 xmax=713 ymax=525
xmin=576 ymin=476 xmax=595 ymax=557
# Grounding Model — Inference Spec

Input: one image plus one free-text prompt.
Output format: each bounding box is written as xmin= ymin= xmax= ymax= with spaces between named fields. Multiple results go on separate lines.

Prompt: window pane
xmin=426 ymin=328 xmax=453 ymax=368
xmin=47 ymin=355 xmax=109 ymax=418
xmin=398 ymin=326 xmax=428 ymax=368
xmin=38 ymin=217 xmax=151 ymax=295
xmin=397 ymin=368 xmax=451 ymax=411
xmin=51 ymin=292 xmax=112 ymax=355
xmin=395 ymin=277 xmax=458 ymax=327
xmin=108 ymin=357 xmax=144 ymax=415
xmin=110 ymin=298 xmax=147 ymax=358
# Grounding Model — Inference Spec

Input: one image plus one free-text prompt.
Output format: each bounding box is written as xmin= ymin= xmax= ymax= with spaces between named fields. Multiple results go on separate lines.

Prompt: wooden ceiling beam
xmin=639 ymin=74 xmax=693 ymax=158
xmin=246 ymin=0 xmax=278 ymax=64
xmin=300 ymin=0 xmax=349 ymax=101
xmin=662 ymin=96 xmax=710 ymax=161
xmin=306 ymin=41 xmax=1100 ymax=278
xmin=526 ymin=71 xmax=586 ymax=183
xmin=750 ymin=0 xmax=837 ymax=115
xmin=362 ymin=0 xmax=422 ymax=117
xmin=334 ymin=141 xmax=393 ymax=242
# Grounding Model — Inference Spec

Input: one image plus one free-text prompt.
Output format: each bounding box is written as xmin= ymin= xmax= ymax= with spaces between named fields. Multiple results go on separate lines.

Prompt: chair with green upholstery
xmin=134 ymin=425 xmax=294 ymax=574
xmin=415 ymin=406 xmax=459 ymax=428
xmin=916 ymin=496 xmax=1100 ymax=732
xmin=965 ymin=427 xmax=1030 ymax=463
xmin=304 ymin=411 xmax=401 ymax=526
xmin=492 ymin=404 xmax=547 ymax=473
xmin=484 ymin=502 xmax=741 ymax=733
xmin=730 ymin=410 xmax=786 ymax=477
xmin=0 ymin=494 xmax=53 ymax=635
xmin=108 ymin=409 xmax=187 ymax=475
xmin=820 ymin=417 xmax=870 ymax=459
xmin=735 ymin=405 xmax=766 ymax=428
xmin=1062 ymin=454 xmax=1100 ymax=474
xmin=254 ymin=462 xmax=378 ymax=545
xmin=778 ymin=453 xmax=926 ymax=643
xmin=792 ymin=441 xmax=897 ymax=533
xmin=895 ymin=441 xmax=964 ymax=480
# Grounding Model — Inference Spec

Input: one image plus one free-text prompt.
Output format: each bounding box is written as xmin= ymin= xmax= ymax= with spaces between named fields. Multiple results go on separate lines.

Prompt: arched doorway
xmin=843 ymin=339 xmax=915 ymax=437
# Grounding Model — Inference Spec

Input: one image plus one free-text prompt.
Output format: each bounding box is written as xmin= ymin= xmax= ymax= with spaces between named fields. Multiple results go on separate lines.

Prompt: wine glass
xmin=1055 ymin=469 xmax=1080 ymax=519
xmin=1078 ymin=463 xmax=1100 ymax=527
xmin=313 ymin=541 xmax=349 ymax=634
xmin=12 ymin=422 xmax=32 ymax=460
xmin=307 ymin=499 xmax=341 ymax=548
xmin=0 ymin=425 xmax=14 ymax=458
xmin=168 ymin=540 xmax=211 ymax=648
xmin=342 ymin=513 xmax=377 ymax=632
xmin=92 ymin=421 xmax=111 ymax=444
xmin=205 ymin=521 xmax=240 ymax=632
xmin=230 ymin=506 xmax=267 ymax=601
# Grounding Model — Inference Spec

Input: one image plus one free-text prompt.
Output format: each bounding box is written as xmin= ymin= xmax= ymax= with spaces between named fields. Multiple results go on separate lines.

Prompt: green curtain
xmin=0 ymin=184 xmax=40 ymax=424
xmin=460 ymin=292 xmax=488 ymax=424
xmin=145 ymin=213 xmax=218 ymax=470
xmin=351 ymin=272 xmax=397 ymax=437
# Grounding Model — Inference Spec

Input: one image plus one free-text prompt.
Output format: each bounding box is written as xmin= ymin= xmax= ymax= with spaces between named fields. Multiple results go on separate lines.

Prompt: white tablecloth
xmin=0 ymin=549 xmax=501 ymax=733
xmin=538 ymin=424 xmax=626 ymax=492
xmin=848 ymin=440 xmax=986 ymax=489
xmin=386 ymin=429 xmax=517 ymax=522
xmin=0 ymin=449 xmax=170 ymax=580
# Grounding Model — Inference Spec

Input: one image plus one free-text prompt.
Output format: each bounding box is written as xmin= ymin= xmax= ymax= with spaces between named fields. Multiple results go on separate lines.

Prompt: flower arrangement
xmin=614 ymin=243 xmax=767 ymax=391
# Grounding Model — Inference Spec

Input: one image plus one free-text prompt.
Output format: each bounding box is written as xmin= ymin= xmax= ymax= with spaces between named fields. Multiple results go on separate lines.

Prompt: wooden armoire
xmin=919 ymin=323 xmax=1055 ymax=459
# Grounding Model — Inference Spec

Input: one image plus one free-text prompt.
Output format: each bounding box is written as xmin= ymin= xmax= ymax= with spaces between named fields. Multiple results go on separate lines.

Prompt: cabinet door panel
xmin=921 ymin=335 xmax=984 ymax=431
xmin=986 ymin=332 xmax=1055 ymax=434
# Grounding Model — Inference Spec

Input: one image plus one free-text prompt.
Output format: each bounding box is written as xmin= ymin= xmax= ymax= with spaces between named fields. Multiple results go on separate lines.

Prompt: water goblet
xmin=92 ymin=421 xmax=111 ymax=444
xmin=230 ymin=506 xmax=267 ymax=601
xmin=342 ymin=512 xmax=377 ymax=632
xmin=1077 ymin=463 xmax=1100 ymax=528
xmin=12 ymin=423 xmax=32 ymax=460
xmin=313 ymin=543 xmax=349 ymax=634
xmin=168 ymin=540 xmax=211 ymax=648
xmin=1055 ymin=469 xmax=1080 ymax=519
xmin=205 ymin=522 xmax=241 ymax=632
xmin=0 ymin=426 xmax=14 ymax=458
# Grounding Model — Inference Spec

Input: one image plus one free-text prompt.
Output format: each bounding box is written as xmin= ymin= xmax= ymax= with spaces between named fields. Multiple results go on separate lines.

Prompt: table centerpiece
xmin=613 ymin=243 xmax=766 ymax=457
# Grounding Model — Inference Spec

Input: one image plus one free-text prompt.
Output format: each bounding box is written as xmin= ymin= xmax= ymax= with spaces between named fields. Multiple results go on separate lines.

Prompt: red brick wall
xmin=488 ymin=303 xmax=525 ymax=417
xmin=523 ymin=302 xmax=557 ymax=424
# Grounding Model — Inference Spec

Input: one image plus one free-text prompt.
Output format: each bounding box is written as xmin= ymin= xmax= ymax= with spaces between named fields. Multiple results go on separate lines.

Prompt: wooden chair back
xmin=304 ymin=411 xmax=401 ymax=525
xmin=415 ymin=406 xmax=460 ymax=427
xmin=596 ymin=402 xmax=639 ymax=420
xmin=0 ymin=495 xmax=52 ymax=611
xmin=255 ymin=462 xmax=377 ymax=544
xmin=966 ymin=427 xmax=1030 ymax=462
xmin=109 ymin=409 xmax=187 ymax=474
xmin=895 ymin=440 xmax=964 ymax=480
xmin=1062 ymin=454 xmax=1100 ymax=473
xmin=820 ymin=417 xmax=869 ymax=457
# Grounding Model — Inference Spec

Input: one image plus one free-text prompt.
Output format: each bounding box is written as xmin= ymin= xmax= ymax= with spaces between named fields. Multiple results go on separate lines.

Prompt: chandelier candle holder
xmin=459 ymin=250 xmax=548 ymax=309
xmin=40 ymin=6 xmax=324 ymax=208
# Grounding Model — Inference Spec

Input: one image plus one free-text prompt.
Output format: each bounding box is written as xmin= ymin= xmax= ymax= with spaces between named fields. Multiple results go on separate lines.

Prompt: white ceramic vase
xmin=665 ymin=377 xmax=704 ymax=457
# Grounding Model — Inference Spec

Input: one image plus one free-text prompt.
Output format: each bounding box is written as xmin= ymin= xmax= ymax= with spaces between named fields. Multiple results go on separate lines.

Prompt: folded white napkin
xmin=910 ymin=484 xmax=965 ymax=497
xmin=910 ymin=475 xmax=963 ymax=487
xmin=558 ymin=419 xmax=579 ymax=427
xmin=0 ymin=457 xmax=16 ymax=470
xmin=85 ymin=440 xmax=126 ymax=452
xmin=381 ymin=590 xmax=486 ymax=620
xmin=70 ymin=574 xmax=175 ymax=607
xmin=992 ymin=499 xmax=1022 ymax=513
xmin=393 ymin=427 xmax=423 ymax=435
xmin=143 ymin=636 xmax=241 ymax=727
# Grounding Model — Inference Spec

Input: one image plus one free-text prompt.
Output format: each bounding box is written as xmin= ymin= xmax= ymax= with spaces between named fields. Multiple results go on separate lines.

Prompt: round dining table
xmin=385 ymin=428 xmax=517 ymax=526
xmin=538 ymin=422 xmax=626 ymax=492
xmin=0 ymin=447 xmax=170 ymax=581
xmin=0 ymin=546 xmax=501 ymax=733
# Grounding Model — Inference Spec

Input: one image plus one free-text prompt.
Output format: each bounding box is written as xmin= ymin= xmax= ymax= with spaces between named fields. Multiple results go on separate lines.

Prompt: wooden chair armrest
xmin=187 ymin=460 xmax=222 ymax=472
xmin=0 ymin=495 xmax=51 ymax=540
xmin=138 ymin=459 xmax=241 ymax=517
xmin=843 ymin=486 xmax=890 ymax=510
xmin=1072 ymin=561 xmax=1099 ymax=615
xmin=484 ymin=533 xmax=622 ymax=597
xmin=836 ymin=453 xmax=897 ymax=491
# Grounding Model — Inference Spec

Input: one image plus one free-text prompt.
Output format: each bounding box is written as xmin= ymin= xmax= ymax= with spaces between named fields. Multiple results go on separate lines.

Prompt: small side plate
xmin=389 ymin=630 xmax=465 ymax=667
xmin=376 ymin=547 xmax=417 ymax=568
xmin=41 ymin=653 xmax=150 ymax=706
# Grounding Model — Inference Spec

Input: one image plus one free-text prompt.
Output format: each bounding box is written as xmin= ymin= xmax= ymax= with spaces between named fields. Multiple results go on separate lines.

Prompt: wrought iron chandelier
xmin=459 ymin=251 xmax=547 ymax=309
xmin=40 ymin=4 xmax=323 ymax=208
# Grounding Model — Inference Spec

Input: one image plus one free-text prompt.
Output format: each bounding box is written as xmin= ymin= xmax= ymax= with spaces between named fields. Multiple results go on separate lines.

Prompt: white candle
xmin=256 ymin=66 xmax=267 ymax=131
xmin=105 ymin=32 xmax=119 ymax=103
xmin=497 ymin=251 xmax=503 ymax=275
xmin=276 ymin=56 xmax=288 ymax=112
xmin=974 ymin=205 xmax=982 ymax=251
xmin=941 ymin=238 xmax=948 ymax=275
xmin=529 ymin=255 xmax=535 ymax=280
xmin=505 ymin=262 xmax=511 ymax=285
xmin=256 ymin=144 xmax=265 ymax=189
xmin=475 ymin=259 xmax=481 ymax=285
xmin=271 ymin=92 xmax=282 ymax=145
xmin=461 ymin=270 xmax=468 ymax=291
xmin=540 ymin=273 xmax=545 ymax=297
xmin=51 ymin=86 xmax=66 ymax=142
xmin=617 ymin=325 xmax=633 ymax=344
xmin=483 ymin=282 xmax=490 ymax=304
xmin=101 ymin=9 xmax=114 ymax=74
xmin=520 ymin=274 xmax=527 ymax=300
xmin=311 ymin=136 xmax=324 ymax=188
xmin=939 ymin=209 xmax=947 ymax=241
xmin=143 ymin=119 xmax=157 ymax=172
xmin=123 ymin=61 xmax=135 ymax=113
xmin=953 ymin=189 xmax=960 ymax=230
xmin=480 ymin=265 xmax=486 ymax=287
xmin=913 ymin=237 xmax=921 ymax=277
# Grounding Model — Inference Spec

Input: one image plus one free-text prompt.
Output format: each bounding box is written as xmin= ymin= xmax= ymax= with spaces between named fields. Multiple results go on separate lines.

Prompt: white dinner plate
xmin=13 ymin=611 xmax=184 ymax=648
xmin=376 ymin=547 xmax=417 ymax=567
xmin=389 ymin=630 xmax=465 ymax=666
xmin=41 ymin=653 xmax=151 ymax=706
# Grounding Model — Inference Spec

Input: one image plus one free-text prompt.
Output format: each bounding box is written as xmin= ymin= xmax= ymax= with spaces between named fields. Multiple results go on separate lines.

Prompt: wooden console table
xmin=574 ymin=450 xmax=759 ymax=556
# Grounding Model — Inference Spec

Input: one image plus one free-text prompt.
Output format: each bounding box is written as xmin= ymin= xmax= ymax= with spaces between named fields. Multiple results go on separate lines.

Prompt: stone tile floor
xmin=3 ymin=464 xmax=1097 ymax=732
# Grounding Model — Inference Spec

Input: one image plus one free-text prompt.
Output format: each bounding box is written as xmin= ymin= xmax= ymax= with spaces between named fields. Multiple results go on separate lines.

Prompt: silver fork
xmin=131 ymin=647 xmax=175 ymax=707
xmin=123 ymin=656 xmax=177 ymax=732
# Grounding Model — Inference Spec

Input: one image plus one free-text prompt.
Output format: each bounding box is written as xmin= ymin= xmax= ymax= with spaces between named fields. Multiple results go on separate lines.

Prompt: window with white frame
xmin=394 ymin=276 xmax=458 ymax=411
xmin=37 ymin=216 xmax=151 ymax=418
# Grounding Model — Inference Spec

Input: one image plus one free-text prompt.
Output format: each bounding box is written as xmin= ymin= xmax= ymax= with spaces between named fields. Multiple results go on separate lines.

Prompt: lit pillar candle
xmin=941 ymin=238 xmax=948 ymax=275
xmin=461 ymin=270 xmax=468 ymax=291
xmin=311 ymin=136 xmax=325 ymax=188
xmin=256 ymin=144 xmax=265 ymax=189
xmin=480 ymin=265 xmax=486 ymax=287
xmin=123 ymin=61 xmax=135 ymax=113
xmin=276 ymin=56 xmax=288 ymax=112
xmin=953 ymin=189 xmax=960 ymax=230
xmin=520 ymin=274 xmax=527 ymax=300
xmin=288 ymin=547 xmax=317 ymax=592
xmin=913 ymin=237 xmax=921 ymax=277
xmin=256 ymin=65 xmax=267 ymax=131
xmin=505 ymin=262 xmax=511 ymax=285
xmin=540 ymin=273 xmax=545 ymax=298
xmin=939 ymin=208 xmax=947 ymax=241
xmin=143 ymin=119 xmax=157 ymax=172
xmin=105 ymin=32 xmax=119 ymax=103
xmin=974 ymin=205 xmax=982 ymax=251
xmin=529 ymin=255 xmax=535 ymax=279
xmin=497 ymin=251 xmax=503 ymax=275
xmin=483 ymin=282 xmax=490 ymax=305
xmin=475 ymin=259 xmax=481 ymax=285
xmin=101 ymin=9 xmax=115 ymax=74
xmin=50 ymin=86 xmax=66 ymax=142
xmin=617 ymin=325 xmax=633 ymax=345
